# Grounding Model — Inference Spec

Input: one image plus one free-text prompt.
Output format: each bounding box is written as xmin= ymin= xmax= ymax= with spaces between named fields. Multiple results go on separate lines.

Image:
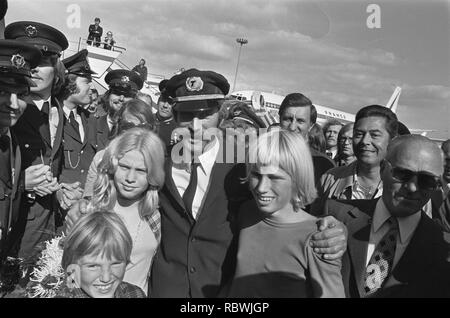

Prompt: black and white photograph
xmin=0 ymin=0 xmax=449 ymax=304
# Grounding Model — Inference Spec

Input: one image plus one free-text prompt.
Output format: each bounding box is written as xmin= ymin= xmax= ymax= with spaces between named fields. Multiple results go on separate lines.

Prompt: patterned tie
xmin=364 ymin=216 xmax=399 ymax=296
xmin=182 ymin=161 xmax=200 ymax=217
xmin=69 ymin=111 xmax=81 ymax=140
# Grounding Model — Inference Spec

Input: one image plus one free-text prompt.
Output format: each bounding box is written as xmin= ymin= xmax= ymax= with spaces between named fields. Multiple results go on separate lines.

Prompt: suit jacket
xmin=89 ymin=114 xmax=109 ymax=153
xmin=60 ymin=107 xmax=98 ymax=187
xmin=310 ymin=148 xmax=336 ymax=185
xmin=150 ymin=151 xmax=251 ymax=298
xmin=431 ymin=189 xmax=450 ymax=232
xmin=12 ymin=99 xmax=64 ymax=178
xmin=10 ymin=98 xmax=64 ymax=257
xmin=0 ymin=132 xmax=23 ymax=259
xmin=324 ymin=199 xmax=450 ymax=298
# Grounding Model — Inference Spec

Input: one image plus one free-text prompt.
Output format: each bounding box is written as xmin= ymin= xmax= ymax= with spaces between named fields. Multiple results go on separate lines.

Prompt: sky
xmin=5 ymin=0 xmax=450 ymax=139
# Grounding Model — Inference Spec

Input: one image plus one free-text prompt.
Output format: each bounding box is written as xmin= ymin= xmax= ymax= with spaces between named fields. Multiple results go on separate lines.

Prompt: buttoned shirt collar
xmin=62 ymin=105 xmax=78 ymax=119
xmin=33 ymin=97 xmax=52 ymax=112
xmin=373 ymin=198 xmax=421 ymax=245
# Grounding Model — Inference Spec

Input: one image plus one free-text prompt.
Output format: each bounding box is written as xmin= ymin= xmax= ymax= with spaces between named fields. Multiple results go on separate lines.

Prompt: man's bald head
xmin=386 ymin=135 xmax=443 ymax=177
xmin=382 ymin=135 xmax=443 ymax=218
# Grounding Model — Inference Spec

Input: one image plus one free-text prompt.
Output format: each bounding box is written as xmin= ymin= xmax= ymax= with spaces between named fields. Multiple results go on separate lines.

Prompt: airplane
xmin=74 ymin=45 xmax=440 ymax=140
xmin=229 ymin=87 xmax=402 ymax=128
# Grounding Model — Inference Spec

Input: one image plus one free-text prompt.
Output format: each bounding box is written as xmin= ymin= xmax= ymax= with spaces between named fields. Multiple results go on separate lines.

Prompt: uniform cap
xmin=165 ymin=68 xmax=229 ymax=112
xmin=105 ymin=69 xmax=144 ymax=95
xmin=62 ymin=49 xmax=96 ymax=77
xmin=4 ymin=21 xmax=68 ymax=55
xmin=0 ymin=39 xmax=42 ymax=92
xmin=227 ymin=102 xmax=266 ymax=129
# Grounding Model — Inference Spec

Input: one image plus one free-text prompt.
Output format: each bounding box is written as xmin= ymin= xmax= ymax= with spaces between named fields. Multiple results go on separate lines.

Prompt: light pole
xmin=232 ymin=37 xmax=248 ymax=92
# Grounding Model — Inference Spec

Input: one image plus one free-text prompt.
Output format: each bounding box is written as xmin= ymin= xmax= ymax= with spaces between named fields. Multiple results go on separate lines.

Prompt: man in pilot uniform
xmin=4 ymin=21 xmax=69 ymax=258
xmin=57 ymin=49 xmax=97 ymax=204
xmin=92 ymin=69 xmax=143 ymax=151
xmin=0 ymin=40 xmax=42 ymax=260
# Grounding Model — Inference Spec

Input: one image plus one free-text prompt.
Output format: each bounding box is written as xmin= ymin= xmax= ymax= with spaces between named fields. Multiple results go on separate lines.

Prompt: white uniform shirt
xmin=172 ymin=137 xmax=220 ymax=220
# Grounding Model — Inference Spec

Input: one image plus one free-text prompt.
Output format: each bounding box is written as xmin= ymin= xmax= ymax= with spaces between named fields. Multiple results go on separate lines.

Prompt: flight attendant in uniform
xmin=0 ymin=40 xmax=42 ymax=260
xmin=4 ymin=21 xmax=69 ymax=259
xmin=57 ymin=49 xmax=97 ymax=208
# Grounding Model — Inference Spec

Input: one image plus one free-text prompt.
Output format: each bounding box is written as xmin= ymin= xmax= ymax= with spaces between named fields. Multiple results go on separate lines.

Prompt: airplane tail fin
xmin=386 ymin=86 xmax=402 ymax=113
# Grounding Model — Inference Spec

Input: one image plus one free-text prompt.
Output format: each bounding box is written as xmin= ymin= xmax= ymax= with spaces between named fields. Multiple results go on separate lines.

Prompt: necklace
xmin=355 ymin=177 xmax=382 ymax=199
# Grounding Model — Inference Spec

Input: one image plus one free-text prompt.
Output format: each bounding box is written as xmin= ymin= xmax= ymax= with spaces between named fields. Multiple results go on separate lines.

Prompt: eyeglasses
xmin=384 ymin=160 xmax=441 ymax=191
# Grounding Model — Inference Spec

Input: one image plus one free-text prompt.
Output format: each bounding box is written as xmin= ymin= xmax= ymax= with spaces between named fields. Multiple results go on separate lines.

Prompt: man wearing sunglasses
xmin=149 ymin=68 xmax=348 ymax=298
xmin=92 ymin=69 xmax=143 ymax=152
xmin=323 ymin=134 xmax=450 ymax=297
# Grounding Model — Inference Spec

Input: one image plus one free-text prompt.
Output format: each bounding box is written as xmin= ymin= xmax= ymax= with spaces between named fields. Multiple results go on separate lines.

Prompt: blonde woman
xmin=226 ymin=130 xmax=345 ymax=298
xmin=68 ymin=127 xmax=165 ymax=295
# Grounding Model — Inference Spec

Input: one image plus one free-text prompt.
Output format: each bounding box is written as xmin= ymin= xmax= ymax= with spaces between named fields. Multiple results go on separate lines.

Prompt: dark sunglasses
xmin=175 ymin=106 xmax=219 ymax=123
xmin=384 ymin=160 xmax=441 ymax=191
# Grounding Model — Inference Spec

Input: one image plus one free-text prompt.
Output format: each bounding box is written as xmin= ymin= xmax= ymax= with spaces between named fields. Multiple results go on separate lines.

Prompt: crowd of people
xmin=0 ymin=14 xmax=449 ymax=299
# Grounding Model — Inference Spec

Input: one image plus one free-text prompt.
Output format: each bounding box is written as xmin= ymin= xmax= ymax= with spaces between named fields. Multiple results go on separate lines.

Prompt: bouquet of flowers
xmin=2 ymin=235 xmax=67 ymax=298
xmin=26 ymin=235 xmax=66 ymax=298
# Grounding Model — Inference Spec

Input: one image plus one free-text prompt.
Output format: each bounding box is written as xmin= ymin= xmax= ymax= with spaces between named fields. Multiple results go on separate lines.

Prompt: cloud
xmin=6 ymin=0 xmax=448 ymax=138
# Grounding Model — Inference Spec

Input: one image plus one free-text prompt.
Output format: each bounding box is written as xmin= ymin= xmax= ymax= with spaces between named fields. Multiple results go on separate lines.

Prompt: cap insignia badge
xmin=186 ymin=77 xmax=203 ymax=92
xmin=233 ymin=110 xmax=242 ymax=116
xmin=11 ymin=54 xmax=26 ymax=69
xmin=121 ymin=76 xmax=130 ymax=83
xmin=25 ymin=25 xmax=38 ymax=37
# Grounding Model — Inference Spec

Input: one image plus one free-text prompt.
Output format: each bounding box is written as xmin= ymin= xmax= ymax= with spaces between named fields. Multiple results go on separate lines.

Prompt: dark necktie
xmin=0 ymin=134 xmax=12 ymax=187
xmin=41 ymin=101 xmax=51 ymax=143
xmin=364 ymin=217 xmax=399 ymax=297
xmin=69 ymin=111 xmax=81 ymax=140
xmin=182 ymin=162 xmax=200 ymax=217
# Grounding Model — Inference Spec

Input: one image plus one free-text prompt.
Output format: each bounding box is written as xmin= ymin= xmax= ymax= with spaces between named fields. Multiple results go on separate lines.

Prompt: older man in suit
xmin=323 ymin=135 xmax=450 ymax=298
